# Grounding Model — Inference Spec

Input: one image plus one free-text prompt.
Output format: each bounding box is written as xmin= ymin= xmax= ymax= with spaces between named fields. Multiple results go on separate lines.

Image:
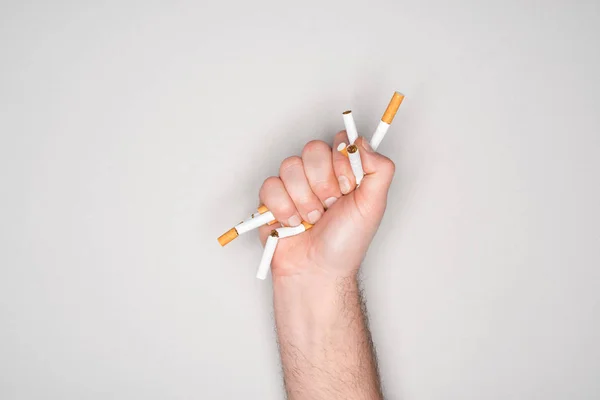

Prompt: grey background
xmin=1 ymin=0 xmax=599 ymax=399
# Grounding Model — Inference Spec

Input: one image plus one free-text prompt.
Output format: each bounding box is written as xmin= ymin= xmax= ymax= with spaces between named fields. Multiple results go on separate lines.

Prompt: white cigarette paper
xmin=276 ymin=224 xmax=307 ymax=238
xmin=241 ymin=212 xmax=261 ymax=223
xmin=370 ymin=121 xmax=390 ymax=151
xmin=347 ymin=145 xmax=364 ymax=185
xmin=235 ymin=211 xmax=275 ymax=234
xmin=370 ymin=91 xmax=404 ymax=151
xmin=342 ymin=111 xmax=358 ymax=145
xmin=256 ymin=232 xmax=279 ymax=280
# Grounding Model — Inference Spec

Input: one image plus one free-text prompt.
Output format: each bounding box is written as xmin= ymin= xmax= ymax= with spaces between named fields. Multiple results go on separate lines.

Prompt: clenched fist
xmin=258 ymin=131 xmax=395 ymax=280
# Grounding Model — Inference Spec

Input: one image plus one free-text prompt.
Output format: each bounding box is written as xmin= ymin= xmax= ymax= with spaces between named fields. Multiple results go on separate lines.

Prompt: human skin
xmin=257 ymin=131 xmax=395 ymax=399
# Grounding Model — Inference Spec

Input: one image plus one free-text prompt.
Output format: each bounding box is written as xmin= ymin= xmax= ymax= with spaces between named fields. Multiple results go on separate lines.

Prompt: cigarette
xmin=342 ymin=110 xmax=359 ymax=145
xmin=256 ymin=230 xmax=279 ymax=280
xmin=245 ymin=212 xmax=279 ymax=226
xmin=254 ymin=205 xmax=279 ymax=225
xmin=236 ymin=210 xmax=275 ymax=234
xmin=217 ymin=227 xmax=239 ymax=247
xmin=370 ymin=92 xmax=405 ymax=151
xmin=218 ymin=206 xmax=276 ymax=246
xmin=276 ymin=221 xmax=313 ymax=238
xmin=346 ymin=144 xmax=364 ymax=185
xmin=256 ymin=222 xmax=313 ymax=280
xmin=337 ymin=142 xmax=349 ymax=157
xmin=242 ymin=204 xmax=272 ymax=222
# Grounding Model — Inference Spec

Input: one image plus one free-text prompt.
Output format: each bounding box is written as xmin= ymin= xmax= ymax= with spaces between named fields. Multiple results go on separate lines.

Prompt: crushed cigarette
xmin=256 ymin=230 xmax=279 ymax=280
xmin=255 ymin=222 xmax=313 ymax=280
xmin=218 ymin=206 xmax=276 ymax=246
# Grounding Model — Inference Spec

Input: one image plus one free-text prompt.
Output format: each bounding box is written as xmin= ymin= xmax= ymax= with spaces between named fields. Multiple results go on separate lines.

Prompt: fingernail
xmin=338 ymin=175 xmax=351 ymax=194
xmin=288 ymin=215 xmax=301 ymax=227
xmin=324 ymin=196 xmax=337 ymax=209
xmin=362 ymin=140 xmax=374 ymax=152
xmin=307 ymin=209 xmax=322 ymax=224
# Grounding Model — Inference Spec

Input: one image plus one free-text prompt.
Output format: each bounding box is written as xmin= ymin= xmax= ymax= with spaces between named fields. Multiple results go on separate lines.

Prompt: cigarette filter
xmin=256 ymin=230 xmax=279 ymax=280
xmin=218 ymin=209 xmax=276 ymax=246
xmin=346 ymin=144 xmax=364 ymax=185
xmin=370 ymin=92 xmax=405 ymax=151
xmin=337 ymin=142 xmax=349 ymax=157
xmin=342 ymin=110 xmax=358 ymax=145
xmin=217 ymin=228 xmax=238 ymax=246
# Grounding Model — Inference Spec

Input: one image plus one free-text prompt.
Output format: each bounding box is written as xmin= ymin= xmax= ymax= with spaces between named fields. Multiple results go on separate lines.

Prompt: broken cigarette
xmin=342 ymin=110 xmax=358 ymax=145
xmin=256 ymin=230 xmax=279 ymax=280
xmin=256 ymin=222 xmax=313 ymax=280
xmin=337 ymin=142 xmax=349 ymax=157
xmin=276 ymin=221 xmax=313 ymax=238
xmin=346 ymin=144 xmax=364 ymax=185
xmin=232 ymin=210 xmax=274 ymax=233
xmin=221 ymin=91 xmax=404 ymax=248
xmin=218 ymin=205 xmax=276 ymax=246
xmin=370 ymin=92 xmax=404 ymax=151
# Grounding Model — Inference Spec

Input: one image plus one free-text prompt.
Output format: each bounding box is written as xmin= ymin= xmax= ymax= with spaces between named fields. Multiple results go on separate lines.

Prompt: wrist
xmin=273 ymin=268 xmax=358 ymax=294
xmin=272 ymin=265 xmax=358 ymax=292
xmin=273 ymin=269 xmax=360 ymax=329
xmin=271 ymin=253 xmax=360 ymax=282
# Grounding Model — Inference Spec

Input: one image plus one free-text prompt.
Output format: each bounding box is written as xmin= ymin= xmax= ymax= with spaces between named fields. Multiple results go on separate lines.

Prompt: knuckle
xmin=259 ymin=176 xmax=280 ymax=196
xmin=302 ymin=140 xmax=330 ymax=155
xmin=295 ymin=193 xmax=315 ymax=205
xmin=311 ymin=180 xmax=335 ymax=194
xmin=279 ymin=156 xmax=303 ymax=175
xmin=277 ymin=202 xmax=296 ymax=217
xmin=381 ymin=158 xmax=396 ymax=175
xmin=333 ymin=157 xmax=350 ymax=170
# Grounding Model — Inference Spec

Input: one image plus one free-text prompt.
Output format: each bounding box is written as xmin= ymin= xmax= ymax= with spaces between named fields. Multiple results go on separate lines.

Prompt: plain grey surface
xmin=1 ymin=1 xmax=600 ymax=399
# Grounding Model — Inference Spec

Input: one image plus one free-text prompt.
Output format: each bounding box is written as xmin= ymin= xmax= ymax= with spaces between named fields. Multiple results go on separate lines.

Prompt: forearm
xmin=273 ymin=271 xmax=382 ymax=399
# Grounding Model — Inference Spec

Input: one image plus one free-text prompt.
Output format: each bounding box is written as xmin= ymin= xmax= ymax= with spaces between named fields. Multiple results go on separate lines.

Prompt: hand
xmin=258 ymin=131 xmax=396 ymax=280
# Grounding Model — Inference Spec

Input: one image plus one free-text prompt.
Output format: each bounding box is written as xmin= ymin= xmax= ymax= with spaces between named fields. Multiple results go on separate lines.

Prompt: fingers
xmin=355 ymin=137 xmax=395 ymax=183
xmin=332 ymin=131 xmax=357 ymax=195
xmin=279 ymin=156 xmax=325 ymax=224
xmin=259 ymin=176 xmax=302 ymax=228
xmin=354 ymin=137 xmax=396 ymax=212
xmin=257 ymin=134 xmax=395 ymax=248
xmin=301 ymin=140 xmax=341 ymax=209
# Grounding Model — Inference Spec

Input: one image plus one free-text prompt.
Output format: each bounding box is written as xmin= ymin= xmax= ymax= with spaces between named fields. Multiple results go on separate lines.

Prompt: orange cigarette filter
xmin=371 ymin=91 xmax=405 ymax=151
xmin=301 ymin=221 xmax=313 ymax=230
xmin=217 ymin=205 xmax=276 ymax=246
xmin=337 ymin=142 xmax=349 ymax=157
xmin=381 ymin=92 xmax=405 ymax=124
xmin=218 ymin=228 xmax=239 ymax=246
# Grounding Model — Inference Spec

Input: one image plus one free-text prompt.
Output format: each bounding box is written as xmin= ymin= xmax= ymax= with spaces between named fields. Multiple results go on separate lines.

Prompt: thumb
xmin=353 ymin=137 xmax=396 ymax=212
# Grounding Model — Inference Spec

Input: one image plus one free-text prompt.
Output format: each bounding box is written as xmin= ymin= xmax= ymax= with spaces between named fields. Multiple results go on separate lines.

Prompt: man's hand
xmin=258 ymin=132 xmax=395 ymax=280
xmin=258 ymin=131 xmax=394 ymax=399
